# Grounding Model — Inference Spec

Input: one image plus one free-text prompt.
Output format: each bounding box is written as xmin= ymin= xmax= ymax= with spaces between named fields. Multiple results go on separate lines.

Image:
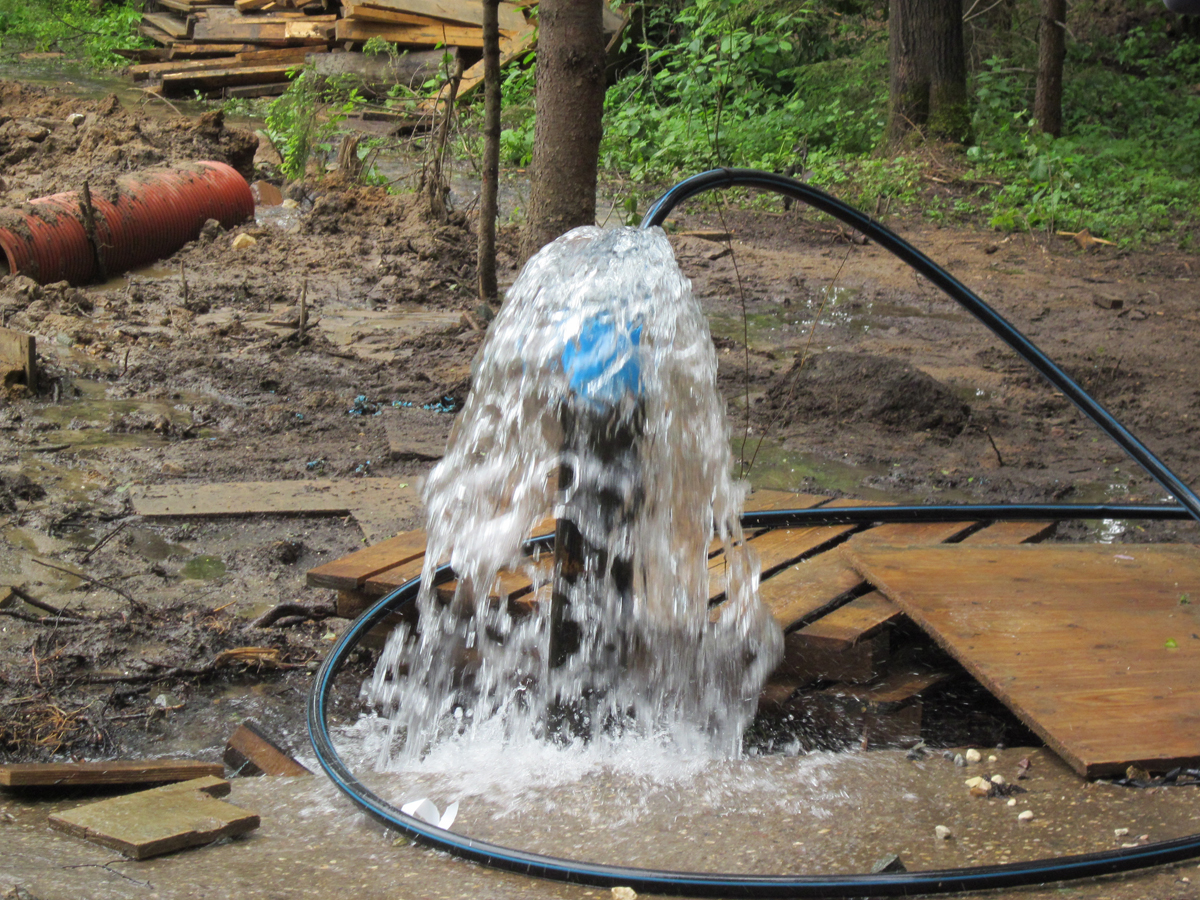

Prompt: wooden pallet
xmin=306 ymin=491 xmax=1058 ymax=746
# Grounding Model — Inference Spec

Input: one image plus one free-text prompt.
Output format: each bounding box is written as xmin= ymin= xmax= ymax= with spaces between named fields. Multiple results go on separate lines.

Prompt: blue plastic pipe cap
xmin=561 ymin=315 xmax=643 ymax=408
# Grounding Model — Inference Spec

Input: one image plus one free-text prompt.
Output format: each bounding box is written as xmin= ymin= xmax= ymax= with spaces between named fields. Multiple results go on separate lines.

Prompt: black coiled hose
xmin=308 ymin=169 xmax=1200 ymax=895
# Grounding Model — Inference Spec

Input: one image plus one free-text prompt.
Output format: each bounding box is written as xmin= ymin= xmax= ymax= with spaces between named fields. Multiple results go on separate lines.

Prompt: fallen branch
xmin=73 ymin=646 xmax=301 ymax=686
xmin=10 ymin=584 xmax=85 ymax=620
xmin=0 ymin=609 xmax=86 ymax=626
xmin=252 ymin=601 xmax=334 ymax=628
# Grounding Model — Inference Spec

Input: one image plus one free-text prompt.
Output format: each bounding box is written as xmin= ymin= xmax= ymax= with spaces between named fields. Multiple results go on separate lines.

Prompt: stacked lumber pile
xmin=125 ymin=1 xmax=623 ymax=101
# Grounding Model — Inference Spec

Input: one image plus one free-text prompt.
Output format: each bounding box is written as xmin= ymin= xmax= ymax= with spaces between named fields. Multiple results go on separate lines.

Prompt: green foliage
xmin=265 ymin=69 xmax=367 ymax=182
xmin=599 ymin=0 xmax=885 ymax=183
xmin=0 ymin=0 xmax=146 ymax=66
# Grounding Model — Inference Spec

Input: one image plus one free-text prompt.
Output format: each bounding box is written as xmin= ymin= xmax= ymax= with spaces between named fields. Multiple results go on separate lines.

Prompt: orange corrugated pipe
xmin=0 ymin=161 xmax=254 ymax=286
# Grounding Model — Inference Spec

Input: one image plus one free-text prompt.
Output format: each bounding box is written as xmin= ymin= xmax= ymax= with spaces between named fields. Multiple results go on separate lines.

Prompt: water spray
xmin=310 ymin=169 xmax=1200 ymax=895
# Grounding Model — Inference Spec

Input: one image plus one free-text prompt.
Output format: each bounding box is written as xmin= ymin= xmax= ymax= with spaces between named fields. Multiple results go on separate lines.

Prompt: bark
xmin=520 ymin=0 xmax=606 ymax=260
xmin=887 ymin=0 xmax=971 ymax=146
xmin=478 ymin=0 xmax=501 ymax=301
xmin=1033 ymin=0 xmax=1067 ymax=138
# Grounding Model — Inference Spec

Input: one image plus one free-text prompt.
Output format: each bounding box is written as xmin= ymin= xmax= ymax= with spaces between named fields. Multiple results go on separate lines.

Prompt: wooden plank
xmin=795 ymin=589 xmax=899 ymax=650
xmin=225 ymin=82 xmax=291 ymax=98
xmin=143 ymin=12 xmax=192 ymax=39
xmin=132 ymin=478 xmax=412 ymax=517
xmin=334 ymin=18 xmax=485 ymax=48
xmin=224 ymin=721 xmax=311 ymax=777
xmin=0 ymin=327 xmax=36 ymax=388
xmin=138 ymin=21 xmax=176 ymax=45
xmin=353 ymin=0 xmax=526 ymax=30
xmin=755 ymin=520 xmax=974 ymax=632
xmin=847 ymin=543 xmax=1200 ymax=777
xmin=452 ymin=25 xmax=533 ymax=102
xmin=778 ymin=625 xmax=888 ymax=684
xmin=48 ymin=776 xmax=259 ymax=859
xmin=364 ymin=554 xmax=431 ymax=598
xmin=285 ymin=19 xmax=336 ymax=39
xmin=0 ymin=760 xmax=222 ymax=789
xmin=307 ymin=528 xmax=429 ymax=590
xmin=169 ymin=42 xmax=255 ymax=56
xmin=959 ymin=519 xmax=1057 ymax=545
xmin=343 ymin=4 xmax=452 ymax=27
xmin=129 ymin=54 xmax=243 ymax=79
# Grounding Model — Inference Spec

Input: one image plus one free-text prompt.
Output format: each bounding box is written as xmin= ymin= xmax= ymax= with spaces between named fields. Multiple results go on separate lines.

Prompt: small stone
xmin=1018 ymin=810 xmax=1034 ymax=823
xmin=990 ymin=774 xmax=1005 ymax=785
xmin=943 ymin=750 xmax=954 ymax=760
xmin=954 ymin=753 xmax=966 ymax=768
xmin=935 ymin=825 xmax=952 ymax=841
xmin=199 ymin=218 xmax=223 ymax=242
xmin=871 ymin=853 xmax=906 ymax=874
xmin=1007 ymin=798 xmax=1017 ymax=807
xmin=965 ymin=748 xmax=982 ymax=763
xmin=611 ymin=888 xmax=638 ymax=900
xmin=232 ymin=233 xmax=257 ymax=250
xmin=68 ymin=112 xmax=86 ymax=127
xmin=988 ymin=754 xmax=998 ymax=763
xmin=1114 ymin=827 xmax=1130 ymax=837
xmin=281 ymin=198 xmax=300 ymax=210
xmin=965 ymin=776 xmax=988 ymax=790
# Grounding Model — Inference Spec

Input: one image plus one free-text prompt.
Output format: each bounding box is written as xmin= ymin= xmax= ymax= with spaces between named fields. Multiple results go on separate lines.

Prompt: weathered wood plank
xmin=847 ymin=543 xmax=1200 ymax=777
xmin=958 ymin=519 xmax=1057 ymax=545
xmin=334 ymin=18 xmax=485 ymax=48
xmin=48 ymin=776 xmax=259 ymax=859
xmin=224 ymin=721 xmax=311 ymax=777
xmin=452 ymin=25 xmax=534 ymax=102
xmin=0 ymin=760 xmax=222 ymax=789
xmin=307 ymin=528 xmax=429 ymax=590
xmin=143 ymin=12 xmax=192 ymax=39
xmin=352 ymin=0 xmax=526 ymax=30
xmin=132 ymin=478 xmax=412 ymax=517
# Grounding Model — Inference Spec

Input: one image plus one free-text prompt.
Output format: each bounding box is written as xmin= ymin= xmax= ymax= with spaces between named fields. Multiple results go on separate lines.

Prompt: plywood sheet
xmin=848 ymin=543 xmax=1200 ymax=777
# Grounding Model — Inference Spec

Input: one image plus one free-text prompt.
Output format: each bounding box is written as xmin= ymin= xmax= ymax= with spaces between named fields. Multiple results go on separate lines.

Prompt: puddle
xmin=128 ymin=526 xmax=191 ymax=562
xmin=181 ymin=554 xmax=227 ymax=580
xmin=734 ymin=436 xmax=895 ymax=500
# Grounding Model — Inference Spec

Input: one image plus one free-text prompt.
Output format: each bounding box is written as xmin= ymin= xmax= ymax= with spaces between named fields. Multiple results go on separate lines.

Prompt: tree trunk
xmin=886 ymin=0 xmax=971 ymax=146
xmin=478 ymin=0 xmax=500 ymax=301
xmin=520 ymin=0 xmax=606 ymax=260
xmin=1033 ymin=0 xmax=1067 ymax=138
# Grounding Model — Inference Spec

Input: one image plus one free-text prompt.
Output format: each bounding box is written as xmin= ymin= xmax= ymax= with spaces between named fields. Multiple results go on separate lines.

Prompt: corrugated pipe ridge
xmin=0 ymin=161 xmax=254 ymax=286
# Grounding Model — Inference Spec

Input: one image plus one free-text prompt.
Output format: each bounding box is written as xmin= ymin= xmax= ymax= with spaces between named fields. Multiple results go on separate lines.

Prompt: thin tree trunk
xmin=1034 ymin=0 xmax=1067 ymax=138
xmin=520 ymin=0 xmax=605 ymax=260
xmin=478 ymin=0 xmax=501 ymax=301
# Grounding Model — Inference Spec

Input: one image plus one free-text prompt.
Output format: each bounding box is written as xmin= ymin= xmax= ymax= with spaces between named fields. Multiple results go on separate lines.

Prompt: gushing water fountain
xmin=366 ymin=225 xmax=781 ymax=763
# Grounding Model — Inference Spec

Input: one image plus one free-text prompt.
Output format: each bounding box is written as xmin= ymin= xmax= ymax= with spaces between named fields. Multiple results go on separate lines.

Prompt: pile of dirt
xmin=0 ymin=81 xmax=257 ymax=202
xmin=760 ymin=350 xmax=971 ymax=436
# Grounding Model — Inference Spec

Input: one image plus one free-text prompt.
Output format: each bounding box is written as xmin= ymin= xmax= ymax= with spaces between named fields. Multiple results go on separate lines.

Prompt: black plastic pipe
xmin=641 ymin=168 xmax=1200 ymax=526
xmin=309 ymin=169 xmax=1200 ymax=895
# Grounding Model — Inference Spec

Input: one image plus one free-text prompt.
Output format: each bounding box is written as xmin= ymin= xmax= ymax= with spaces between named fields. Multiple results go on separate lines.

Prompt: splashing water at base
xmin=366 ymin=226 xmax=782 ymax=765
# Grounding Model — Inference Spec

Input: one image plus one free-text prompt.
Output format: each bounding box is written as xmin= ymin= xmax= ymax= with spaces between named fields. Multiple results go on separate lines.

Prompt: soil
xmin=1 ymin=74 xmax=1200 ymax=897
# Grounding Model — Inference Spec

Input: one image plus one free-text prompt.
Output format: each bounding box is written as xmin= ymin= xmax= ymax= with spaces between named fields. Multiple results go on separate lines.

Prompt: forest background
xmin=0 ymin=0 xmax=1197 ymax=249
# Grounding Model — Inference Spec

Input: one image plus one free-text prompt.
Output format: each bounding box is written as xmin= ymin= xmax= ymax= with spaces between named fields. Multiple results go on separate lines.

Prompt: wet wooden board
xmin=754 ymin=520 xmax=976 ymax=632
xmin=351 ymin=0 xmax=528 ymax=30
xmin=0 ymin=760 xmax=222 ymax=789
xmin=48 ymin=776 xmax=259 ymax=859
xmin=847 ymin=543 xmax=1200 ymax=777
xmin=0 ymin=327 xmax=36 ymax=388
xmin=334 ymin=18 xmax=486 ymax=47
xmin=224 ymin=721 xmax=310 ymax=777
xmin=308 ymin=528 xmax=429 ymax=591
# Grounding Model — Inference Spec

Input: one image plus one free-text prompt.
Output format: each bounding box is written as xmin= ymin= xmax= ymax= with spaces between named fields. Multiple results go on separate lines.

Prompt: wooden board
xmin=224 ymin=721 xmax=311 ymax=777
xmin=452 ymin=25 xmax=534 ymax=102
xmin=308 ymin=528 xmax=429 ymax=590
xmin=48 ymin=776 xmax=259 ymax=859
xmin=0 ymin=760 xmax=222 ymax=789
xmin=0 ymin=327 xmax=36 ymax=388
xmin=351 ymin=0 xmax=527 ymax=30
xmin=163 ymin=61 xmax=299 ymax=89
xmin=132 ymin=478 xmax=413 ymax=517
xmin=143 ymin=12 xmax=192 ymax=39
xmin=334 ymin=18 xmax=485 ymax=47
xmin=847 ymin=543 xmax=1200 ymax=777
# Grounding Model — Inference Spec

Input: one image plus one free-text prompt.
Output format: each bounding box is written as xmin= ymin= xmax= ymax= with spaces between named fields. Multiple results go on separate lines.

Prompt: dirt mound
xmin=761 ymin=351 xmax=970 ymax=436
xmin=0 ymin=81 xmax=257 ymax=202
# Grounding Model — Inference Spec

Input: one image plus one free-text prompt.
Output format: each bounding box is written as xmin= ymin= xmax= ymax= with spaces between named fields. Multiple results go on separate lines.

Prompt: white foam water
xmin=366 ymin=226 xmax=782 ymax=766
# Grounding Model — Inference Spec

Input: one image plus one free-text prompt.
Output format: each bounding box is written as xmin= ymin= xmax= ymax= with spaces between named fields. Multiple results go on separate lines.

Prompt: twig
xmin=298 ymin=277 xmax=308 ymax=341
xmin=10 ymin=584 xmax=81 ymax=619
xmin=985 ymin=428 xmax=1005 ymax=467
xmin=0 ymin=609 xmax=86 ymax=625
xmin=31 ymin=559 xmax=144 ymax=612
xmin=81 ymin=520 xmax=130 ymax=563
xmin=180 ymin=260 xmax=189 ymax=306
xmin=136 ymin=87 xmax=184 ymax=117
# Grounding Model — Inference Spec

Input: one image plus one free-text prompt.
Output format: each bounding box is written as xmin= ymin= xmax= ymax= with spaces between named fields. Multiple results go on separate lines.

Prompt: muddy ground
xmin=1 ymin=74 xmax=1200 ymax=897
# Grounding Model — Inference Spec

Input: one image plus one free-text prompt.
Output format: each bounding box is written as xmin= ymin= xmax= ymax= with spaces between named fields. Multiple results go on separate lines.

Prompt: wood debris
xmin=0 ymin=760 xmax=223 ymax=790
xmin=126 ymin=1 xmax=624 ymax=103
